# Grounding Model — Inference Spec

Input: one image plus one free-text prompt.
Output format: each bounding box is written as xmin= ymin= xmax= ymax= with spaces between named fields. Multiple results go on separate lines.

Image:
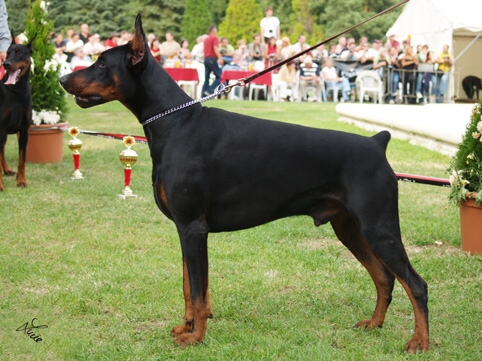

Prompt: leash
xmin=61 ymin=126 xmax=451 ymax=188
xmin=142 ymin=0 xmax=409 ymax=125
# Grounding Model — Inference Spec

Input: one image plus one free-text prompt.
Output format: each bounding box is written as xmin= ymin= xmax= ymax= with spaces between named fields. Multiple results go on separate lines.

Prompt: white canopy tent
xmin=386 ymin=0 xmax=482 ymax=101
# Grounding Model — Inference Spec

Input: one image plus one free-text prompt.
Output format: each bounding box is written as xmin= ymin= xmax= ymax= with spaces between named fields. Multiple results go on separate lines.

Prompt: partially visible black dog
xmin=0 ymin=37 xmax=33 ymax=191
xmin=462 ymin=76 xmax=481 ymax=100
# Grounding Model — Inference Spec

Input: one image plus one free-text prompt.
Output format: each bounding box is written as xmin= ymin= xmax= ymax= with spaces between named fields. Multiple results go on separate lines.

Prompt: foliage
xmin=209 ymin=0 xmax=229 ymax=27
xmin=47 ymin=0 xmax=132 ymax=39
xmin=448 ymin=99 xmax=482 ymax=205
xmin=6 ymin=0 xmax=405 ymax=51
xmin=24 ymin=0 xmax=67 ymax=123
xmin=320 ymin=0 xmax=402 ymax=42
xmin=127 ymin=0 xmax=185 ymax=41
xmin=181 ymin=0 xmax=212 ymax=47
xmin=289 ymin=0 xmax=324 ymax=45
xmin=218 ymin=0 xmax=263 ymax=45
xmin=5 ymin=0 xmax=29 ymax=36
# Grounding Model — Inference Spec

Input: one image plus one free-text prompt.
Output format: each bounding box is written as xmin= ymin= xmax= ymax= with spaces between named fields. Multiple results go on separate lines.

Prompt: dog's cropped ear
xmin=127 ymin=14 xmax=149 ymax=71
xmin=26 ymin=34 xmax=36 ymax=53
xmin=10 ymin=29 xmax=15 ymax=46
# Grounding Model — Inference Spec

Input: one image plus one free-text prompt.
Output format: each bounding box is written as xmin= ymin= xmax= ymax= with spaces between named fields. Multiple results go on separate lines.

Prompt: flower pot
xmin=459 ymin=197 xmax=482 ymax=255
xmin=26 ymin=122 xmax=68 ymax=163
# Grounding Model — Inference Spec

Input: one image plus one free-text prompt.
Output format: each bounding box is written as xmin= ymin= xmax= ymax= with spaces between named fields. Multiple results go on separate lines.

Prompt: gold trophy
xmin=67 ymin=127 xmax=84 ymax=180
xmin=118 ymin=136 xmax=138 ymax=199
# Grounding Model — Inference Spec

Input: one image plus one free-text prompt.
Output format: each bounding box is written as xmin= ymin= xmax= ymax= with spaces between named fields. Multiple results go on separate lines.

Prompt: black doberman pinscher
xmin=0 ymin=37 xmax=33 ymax=191
xmin=60 ymin=15 xmax=429 ymax=353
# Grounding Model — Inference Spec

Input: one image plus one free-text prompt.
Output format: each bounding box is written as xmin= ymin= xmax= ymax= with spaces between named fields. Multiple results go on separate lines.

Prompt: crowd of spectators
xmin=40 ymin=5 xmax=452 ymax=103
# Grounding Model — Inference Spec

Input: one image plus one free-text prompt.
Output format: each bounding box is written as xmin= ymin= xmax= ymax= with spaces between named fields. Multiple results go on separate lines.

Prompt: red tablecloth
xmin=164 ymin=67 xmax=199 ymax=82
xmin=221 ymin=70 xmax=272 ymax=86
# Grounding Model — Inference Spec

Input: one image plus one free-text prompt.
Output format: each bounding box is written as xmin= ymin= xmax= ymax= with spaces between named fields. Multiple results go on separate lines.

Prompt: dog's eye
xmin=97 ymin=60 xmax=105 ymax=69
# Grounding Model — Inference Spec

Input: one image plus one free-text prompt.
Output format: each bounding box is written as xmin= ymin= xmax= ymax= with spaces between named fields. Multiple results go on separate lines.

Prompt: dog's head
xmin=60 ymin=14 xmax=150 ymax=109
xmin=3 ymin=36 xmax=34 ymax=86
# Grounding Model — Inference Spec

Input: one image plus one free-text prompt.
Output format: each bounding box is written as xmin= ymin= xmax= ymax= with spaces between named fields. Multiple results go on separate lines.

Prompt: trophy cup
xmin=118 ymin=136 xmax=138 ymax=199
xmin=67 ymin=127 xmax=84 ymax=180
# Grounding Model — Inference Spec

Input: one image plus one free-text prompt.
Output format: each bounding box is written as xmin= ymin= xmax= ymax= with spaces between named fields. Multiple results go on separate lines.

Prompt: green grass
xmin=0 ymin=98 xmax=481 ymax=360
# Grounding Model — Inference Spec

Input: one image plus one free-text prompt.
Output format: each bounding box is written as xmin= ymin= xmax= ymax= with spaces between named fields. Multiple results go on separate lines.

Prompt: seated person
xmin=70 ymin=47 xmax=93 ymax=70
xmin=276 ymin=61 xmax=298 ymax=101
xmin=219 ymin=37 xmax=235 ymax=64
xmin=299 ymin=56 xmax=322 ymax=101
xmin=321 ymin=57 xmax=351 ymax=102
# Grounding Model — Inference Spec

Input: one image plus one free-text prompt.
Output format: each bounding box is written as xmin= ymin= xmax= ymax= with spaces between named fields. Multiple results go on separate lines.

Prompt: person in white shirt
xmin=260 ymin=7 xmax=280 ymax=44
xmin=191 ymin=34 xmax=207 ymax=63
xmin=321 ymin=58 xmax=351 ymax=102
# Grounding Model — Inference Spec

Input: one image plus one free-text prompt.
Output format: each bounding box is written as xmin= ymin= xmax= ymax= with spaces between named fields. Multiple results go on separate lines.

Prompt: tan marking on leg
xmin=397 ymin=277 xmax=429 ymax=353
xmin=171 ymin=259 xmax=194 ymax=337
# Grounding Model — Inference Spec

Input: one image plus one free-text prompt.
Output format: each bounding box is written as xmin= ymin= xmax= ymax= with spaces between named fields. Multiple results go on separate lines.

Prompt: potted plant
xmin=24 ymin=0 xmax=68 ymax=163
xmin=448 ymin=98 xmax=482 ymax=254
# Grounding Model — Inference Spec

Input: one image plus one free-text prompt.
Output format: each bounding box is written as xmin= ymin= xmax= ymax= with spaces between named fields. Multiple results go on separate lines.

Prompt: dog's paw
xmin=354 ymin=318 xmax=383 ymax=329
xmin=4 ymin=170 xmax=16 ymax=176
xmin=174 ymin=332 xmax=203 ymax=348
xmin=404 ymin=336 xmax=429 ymax=354
xmin=16 ymin=181 xmax=27 ymax=188
xmin=171 ymin=323 xmax=193 ymax=337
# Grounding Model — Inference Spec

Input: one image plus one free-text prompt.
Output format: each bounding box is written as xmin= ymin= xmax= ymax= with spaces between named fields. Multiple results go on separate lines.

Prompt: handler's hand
xmin=0 ymin=51 xmax=6 ymax=66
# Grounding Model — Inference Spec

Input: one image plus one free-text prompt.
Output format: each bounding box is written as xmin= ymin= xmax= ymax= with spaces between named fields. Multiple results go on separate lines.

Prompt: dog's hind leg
xmin=330 ymin=209 xmax=395 ymax=329
xmin=171 ymin=219 xmax=213 ymax=348
xmin=349 ymin=194 xmax=429 ymax=353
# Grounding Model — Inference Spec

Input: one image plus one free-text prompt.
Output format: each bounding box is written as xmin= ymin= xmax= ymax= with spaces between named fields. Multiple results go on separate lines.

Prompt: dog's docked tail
xmin=372 ymin=130 xmax=391 ymax=152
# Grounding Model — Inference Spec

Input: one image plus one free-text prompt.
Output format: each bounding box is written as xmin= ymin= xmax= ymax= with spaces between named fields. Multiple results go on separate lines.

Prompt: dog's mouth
xmin=74 ymin=95 xmax=103 ymax=108
xmin=4 ymin=68 xmax=22 ymax=85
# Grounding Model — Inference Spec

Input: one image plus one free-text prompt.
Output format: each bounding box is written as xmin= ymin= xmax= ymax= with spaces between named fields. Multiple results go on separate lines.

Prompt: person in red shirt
xmin=202 ymin=26 xmax=223 ymax=96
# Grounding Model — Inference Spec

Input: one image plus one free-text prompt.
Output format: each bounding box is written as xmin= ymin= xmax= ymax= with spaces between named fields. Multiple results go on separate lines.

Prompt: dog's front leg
xmin=16 ymin=129 xmax=28 ymax=187
xmin=0 ymin=134 xmax=8 ymax=190
xmin=172 ymin=221 xmax=213 ymax=348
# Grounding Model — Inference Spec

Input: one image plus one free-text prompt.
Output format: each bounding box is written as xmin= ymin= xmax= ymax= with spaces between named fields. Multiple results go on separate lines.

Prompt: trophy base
xmin=70 ymin=170 xmax=84 ymax=181
xmin=118 ymin=193 xmax=138 ymax=200
xmin=118 ymin=187 xmax=137 ymax=200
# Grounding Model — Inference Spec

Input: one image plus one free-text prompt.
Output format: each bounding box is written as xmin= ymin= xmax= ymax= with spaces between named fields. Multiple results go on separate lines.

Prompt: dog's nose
xmin=3 ymin=61 xmax=10 ymax=69
xmin=59 ymin=75 xmax=68 ymax=87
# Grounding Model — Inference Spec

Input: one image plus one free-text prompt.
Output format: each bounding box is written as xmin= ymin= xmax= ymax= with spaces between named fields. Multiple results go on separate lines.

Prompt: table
xmin=164 ymin=67 xmax=199 ymax=98
xmin=164 ymin=67 xmax=199 ymax=82
xmin=221 ymin=70 xmax=272 ymax=86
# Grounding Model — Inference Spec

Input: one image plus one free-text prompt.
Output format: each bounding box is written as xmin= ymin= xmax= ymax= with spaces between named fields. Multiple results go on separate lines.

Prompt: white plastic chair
xmin=356 ymin=70 xmax=383 ymax=104
xmin=271 ymin=73 xmax=281 ymax=102
xmin=248 ymin=83 xmax=267 ymax=100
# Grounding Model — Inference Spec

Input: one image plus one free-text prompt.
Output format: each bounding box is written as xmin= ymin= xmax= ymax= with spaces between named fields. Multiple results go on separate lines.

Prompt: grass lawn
xmin=0 ymin=97 xmax=481 ymax=360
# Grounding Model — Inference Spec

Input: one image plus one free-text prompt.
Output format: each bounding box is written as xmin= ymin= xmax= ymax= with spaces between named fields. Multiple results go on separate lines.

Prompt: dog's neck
xmin=127 ymin=60 xmax=200 ymax=126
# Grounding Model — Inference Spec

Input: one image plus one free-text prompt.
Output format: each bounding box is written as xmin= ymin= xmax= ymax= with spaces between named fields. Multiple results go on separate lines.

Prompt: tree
xmin=128 ymin=0 xmax=184 ymax=40
xmin=182 ymin=0 xmax=212 ymax=46
xmin=289 ymin=0 xmax=324 ymax=45
xmin=218 ymin=0 xmax=263 ymax=45
xmin=48 ymin=0 xmax=132 ymax=38
xmin=208 ymin=0 xmax=228 ymax=26
xmin=319 ymin=0 xmax=402 ymax=43
xmin=5 ymin=0 xmax=29 ymax=36
xmin=25 ymin=0 xmax=67 ymax=122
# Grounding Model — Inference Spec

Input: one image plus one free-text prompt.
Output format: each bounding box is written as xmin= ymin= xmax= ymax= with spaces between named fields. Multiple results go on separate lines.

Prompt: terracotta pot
xmin=459 ymin=196 xmax=482 ymax=255
xmin=26 ymin=122 xmax=68 ymax=163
